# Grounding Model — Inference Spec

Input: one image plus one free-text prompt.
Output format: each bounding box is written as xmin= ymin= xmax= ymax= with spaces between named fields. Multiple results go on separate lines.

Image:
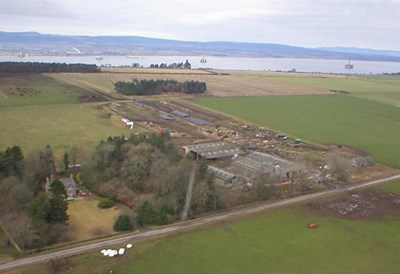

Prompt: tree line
xmin=0 ymin=145 xmax=70 ymax=250
xmin=149 ymin=59 xmax=191 ymax=69
xmin=0 ymin=62 xmax=100 ymax=73
xmin=81 ymin=133 xmax=220 ymax=227
xmin=114 ymin=78 xmax=207 ymax=95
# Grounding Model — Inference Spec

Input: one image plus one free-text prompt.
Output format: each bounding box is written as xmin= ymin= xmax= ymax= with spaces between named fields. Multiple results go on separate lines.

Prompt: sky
xmin=1 ymin=0 xmax=399 ymax=50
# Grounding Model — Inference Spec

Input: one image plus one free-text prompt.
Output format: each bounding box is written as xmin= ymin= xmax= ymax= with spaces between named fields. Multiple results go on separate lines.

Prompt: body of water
xmin=1 ymin=55 xmax=400 ymax=74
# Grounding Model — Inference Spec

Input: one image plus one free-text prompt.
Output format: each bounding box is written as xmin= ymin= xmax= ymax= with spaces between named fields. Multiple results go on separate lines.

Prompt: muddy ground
xmin=79 ymin=91 xmax=109 ymax=103
xmin=307 ymin=189 xmax=400 ymax=221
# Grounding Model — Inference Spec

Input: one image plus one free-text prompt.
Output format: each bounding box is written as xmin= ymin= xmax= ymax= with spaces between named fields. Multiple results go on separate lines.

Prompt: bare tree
xmin=3 ymin=213 xmax=38 ymax=249
xmin=69 ymin=145 xmax=81 ymax=167
xmin=327 ymin=153 xmax=352 ymax=183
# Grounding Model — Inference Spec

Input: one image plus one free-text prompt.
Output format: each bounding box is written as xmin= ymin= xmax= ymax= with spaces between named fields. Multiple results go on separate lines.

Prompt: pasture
xmin=192 ymin=95 xmax=400 ymax=168
xmin=253 ymin=73 xmax=400 ymax=106
xmin=0 ymin=74 xmax=80 ymax=107
xmin=50 ymin=69 xmax=328 ymax=98
xmin=0 ymin=73 xmax=130 ymax=155
xmin=9 ymin=180 xmax=400 ymax=274
xmin=47 ymin=69 xmax=400 ymax=102
xmin=0 ymin=103 xmax=128 ymax=155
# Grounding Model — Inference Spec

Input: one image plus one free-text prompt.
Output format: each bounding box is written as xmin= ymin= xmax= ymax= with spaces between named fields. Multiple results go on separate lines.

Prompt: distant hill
xmin=1 ymin=31 xmax=400 ymax=62
xmin=317 ymin=47 xmax=400 ymax=58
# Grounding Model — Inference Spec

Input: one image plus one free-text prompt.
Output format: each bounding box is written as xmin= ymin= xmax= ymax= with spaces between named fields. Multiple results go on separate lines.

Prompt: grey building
xmin=183 ymin=142 xmax=245 ymax=160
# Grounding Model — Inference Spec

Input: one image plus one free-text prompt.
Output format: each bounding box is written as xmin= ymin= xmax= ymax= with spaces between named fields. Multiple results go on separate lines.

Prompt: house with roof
xmin=45 ymin=174 xmax=77 ymax=198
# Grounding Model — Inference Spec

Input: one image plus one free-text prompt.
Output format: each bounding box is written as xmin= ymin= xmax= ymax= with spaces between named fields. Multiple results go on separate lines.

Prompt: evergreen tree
xmin=48 ymin=196 xmax=68 ymax=224
xmin=50 ymin=179 xmax=66 ymax=197
xmin=63 ymin=152 xmax=69 ymax=171
xmin=113 ymin=215 xmax=133 ymax=231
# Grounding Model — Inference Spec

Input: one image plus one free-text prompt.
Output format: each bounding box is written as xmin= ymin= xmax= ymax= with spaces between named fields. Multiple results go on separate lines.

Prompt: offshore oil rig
xmin=344 ymin=59 xmax=354 ymax=69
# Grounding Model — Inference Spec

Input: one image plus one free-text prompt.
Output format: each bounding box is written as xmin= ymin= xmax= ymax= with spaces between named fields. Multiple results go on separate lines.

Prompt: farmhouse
xmin=45 ymin=174 xmax=77 ymax=198
xmin=60 ymin=176 xmax=77 ymax=197
xmin=183 ymin=142 xmax=245 ymax=160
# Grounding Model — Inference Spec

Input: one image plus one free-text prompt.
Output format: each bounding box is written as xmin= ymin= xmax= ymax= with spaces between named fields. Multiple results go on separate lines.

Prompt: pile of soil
xmin=307 ymin=189 xmax=400 ymax=221
xmin=79 ymin=91 xmax=108 ymax=103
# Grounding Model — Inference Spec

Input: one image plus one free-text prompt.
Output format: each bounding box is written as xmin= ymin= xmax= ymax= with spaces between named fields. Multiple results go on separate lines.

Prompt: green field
xmin=0 ymin=74 xmax=81 ymax=107
xmin=257 ymin=74 xmax=400 ymax=106
xmin=229 ymin=72 xmax=400 ymax=106
xmin=192 ymin=95 xmax=400 ymax=168
xmin=0 ymin=74 xmax=129 ymax=155
xmin=9 ymin=181 xmax=400 ymax=274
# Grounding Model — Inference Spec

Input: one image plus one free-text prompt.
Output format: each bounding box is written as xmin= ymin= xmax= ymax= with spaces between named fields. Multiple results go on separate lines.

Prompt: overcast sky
xmin=1 ymin=0 xmax=399 ymax=50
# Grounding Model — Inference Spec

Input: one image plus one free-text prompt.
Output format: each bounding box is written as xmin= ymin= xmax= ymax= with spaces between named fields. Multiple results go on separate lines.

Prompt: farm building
xmin=171 ymin=110 xmax=190 ymax=118
xmin=159 ymin=114 xmax=175 ymax=121
xmin=186 ymin=116 xmax=211 ymax=126
xmin=208 ymin=151 xmax=302 ymax=188
xmin=183 ymin=142 xmax=245 ymax=160
xmin=208 ymin=166 xmax=239 ymax=188
xmin=227 ymin=151 xmax=301 ymax=182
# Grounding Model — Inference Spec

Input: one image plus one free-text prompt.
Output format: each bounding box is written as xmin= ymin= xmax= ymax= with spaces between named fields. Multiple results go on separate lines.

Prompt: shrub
xmin=113 ymin=215 xmax=133 ymax=231
xmin=97 ymin=198 xmax=115 ymax=209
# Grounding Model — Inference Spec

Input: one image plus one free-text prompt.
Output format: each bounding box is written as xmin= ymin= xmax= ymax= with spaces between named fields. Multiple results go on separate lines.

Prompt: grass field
xmin=0 ymin=74 xmax=130 ymax=155
xmin=0 ymin=103 xmax=128 ymax=154
xmin=47 ymin=70 xmax=400 ymax=101
xmin=191 ymin=95 xmax=400 ymax=168
xmin=253 ymin=73 xmax=400 ymax=106
xmin=50 ymin=70 xmax=328 ymax=98
xmin=47 ymin=73 xmax=126 ymax=99
xmin=8 ymin=180 xmax=400 ymax=274
xmin=211 ymin=71 xmax=400 ymax=107
xmin=0 ymin=74 xmax=80 ymax=107
xmin=67 ymin=198 xmax=121 ymax=241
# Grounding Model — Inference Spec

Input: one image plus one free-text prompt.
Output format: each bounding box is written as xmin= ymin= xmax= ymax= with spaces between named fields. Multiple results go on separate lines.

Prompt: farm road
xmin=1 ymin=174 xmax=400 ymax=272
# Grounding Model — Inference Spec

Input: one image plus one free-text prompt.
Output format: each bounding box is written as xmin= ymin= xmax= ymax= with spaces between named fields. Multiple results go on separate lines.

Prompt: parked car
xmin=77 ymin=191 xmax=87 ymax=197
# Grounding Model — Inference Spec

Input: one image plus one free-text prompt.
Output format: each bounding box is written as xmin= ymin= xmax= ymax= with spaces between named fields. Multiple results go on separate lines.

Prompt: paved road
xmin=1 ymin=174 xmax=399 ymax=272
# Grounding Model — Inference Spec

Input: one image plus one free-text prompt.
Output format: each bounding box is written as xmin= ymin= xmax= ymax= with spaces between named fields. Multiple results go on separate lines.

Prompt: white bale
xmin=118 ymin=248 xmax=125 ymax=255
xmin=126 ymin=243 xmax=133 ymax=248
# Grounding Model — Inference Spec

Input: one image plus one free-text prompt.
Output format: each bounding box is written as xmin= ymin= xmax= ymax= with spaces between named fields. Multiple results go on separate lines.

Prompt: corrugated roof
xmin=159 ymin=114 xmax=175 ymax=120
xmin=227 ymin=151 xmax=300 ymax=178
xmin=186 ymin=116 xmax=210 ymax=126
xmin=183 ymin=142 xmax=244 ymax=160
xmin=171 ymin=110 xmax=190 ymax=117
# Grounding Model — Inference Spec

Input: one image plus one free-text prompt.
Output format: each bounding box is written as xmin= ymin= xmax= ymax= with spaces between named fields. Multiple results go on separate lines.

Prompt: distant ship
xmin=200 ymin=57 xmax=207 ymax=63
xmin=344 ymin=60 xmax=354 ymax=69
xmin=17 ymin=51 xmax=27 ymax=58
